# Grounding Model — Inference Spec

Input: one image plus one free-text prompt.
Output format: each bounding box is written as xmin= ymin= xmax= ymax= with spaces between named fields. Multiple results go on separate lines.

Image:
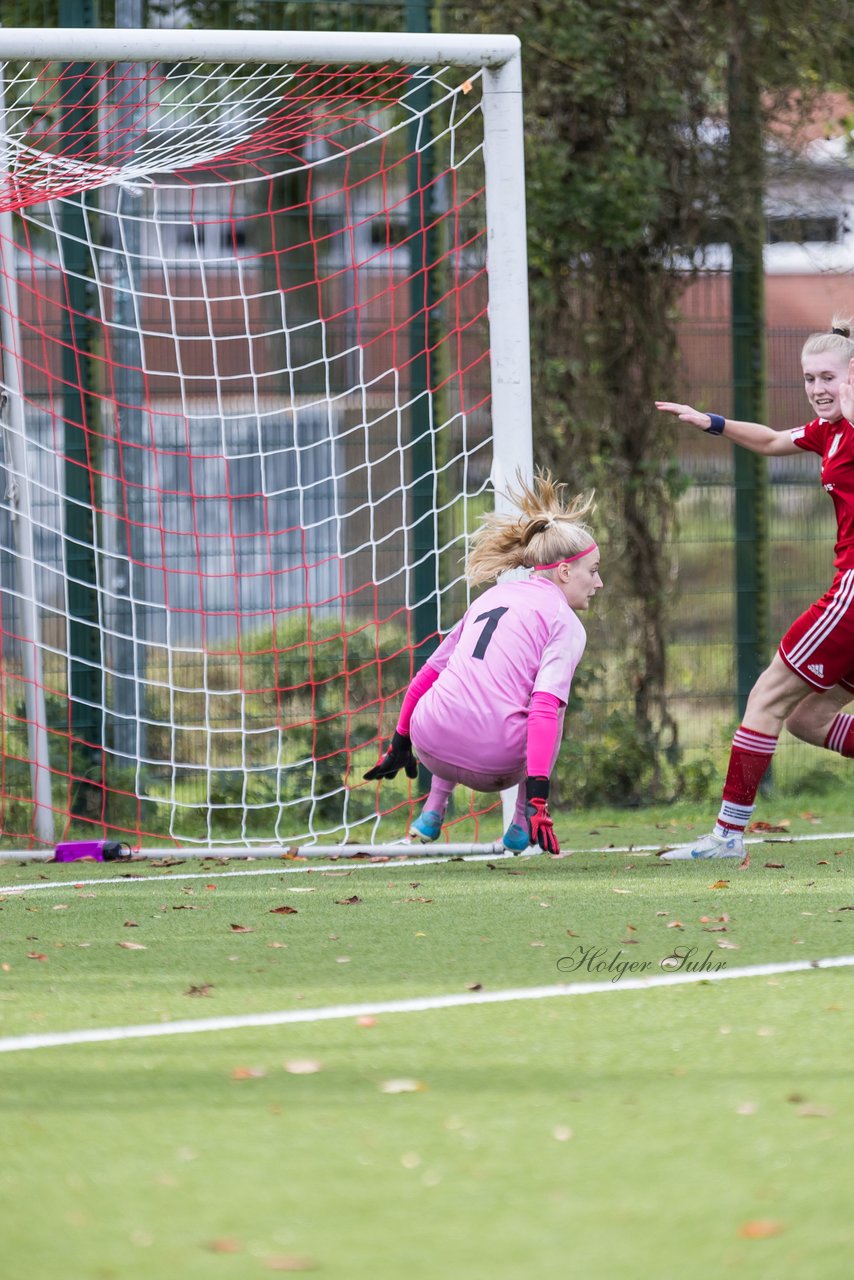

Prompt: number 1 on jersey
xmin=472 ymin=606 xmax=509 ymax=659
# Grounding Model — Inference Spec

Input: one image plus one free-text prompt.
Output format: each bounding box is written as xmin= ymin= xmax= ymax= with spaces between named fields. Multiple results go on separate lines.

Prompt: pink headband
xmin=534 ymin=542 xmax=598 ymax=571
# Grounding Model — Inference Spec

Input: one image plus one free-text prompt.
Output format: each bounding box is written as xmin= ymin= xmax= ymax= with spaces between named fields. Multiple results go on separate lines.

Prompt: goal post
xmin=0 ymin=27 xmax=532 ymax=852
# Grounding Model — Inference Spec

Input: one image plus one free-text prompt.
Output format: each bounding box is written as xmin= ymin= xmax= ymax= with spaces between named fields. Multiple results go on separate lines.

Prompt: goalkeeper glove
xmin=363 ymin=730 xmax=419 ymax=781
xmin=525 ymin=776 xmax=560 ymax=855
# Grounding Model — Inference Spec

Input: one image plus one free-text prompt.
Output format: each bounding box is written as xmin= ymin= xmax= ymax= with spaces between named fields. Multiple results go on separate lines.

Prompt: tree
xmin=462 ymin=0 xmax=853 ymax=800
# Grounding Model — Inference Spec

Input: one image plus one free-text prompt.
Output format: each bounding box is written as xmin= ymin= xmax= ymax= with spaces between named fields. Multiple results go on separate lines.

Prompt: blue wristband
xmin=706 ymin=413 xmax=726 ymax=435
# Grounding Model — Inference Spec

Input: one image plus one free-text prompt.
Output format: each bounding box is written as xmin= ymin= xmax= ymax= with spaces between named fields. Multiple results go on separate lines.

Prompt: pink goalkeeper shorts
xmin=414 ymin=746 xmax=525 ymax=795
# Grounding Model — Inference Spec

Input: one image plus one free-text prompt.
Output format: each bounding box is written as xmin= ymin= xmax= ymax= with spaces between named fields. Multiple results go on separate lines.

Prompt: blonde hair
xmin=802 ymin=315 xmax=854 ymax=363
xmin=466 ymin=470 xmax=597 ymax=586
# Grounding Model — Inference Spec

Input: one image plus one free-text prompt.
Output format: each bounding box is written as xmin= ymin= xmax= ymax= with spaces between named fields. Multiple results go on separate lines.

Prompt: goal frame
xmin=0 ymin=27 xmax=533 ymax=852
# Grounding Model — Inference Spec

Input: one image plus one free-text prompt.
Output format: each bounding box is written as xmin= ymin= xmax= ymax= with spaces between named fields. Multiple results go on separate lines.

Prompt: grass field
xmin=2 ymin=794 xmax=854 ymax=1279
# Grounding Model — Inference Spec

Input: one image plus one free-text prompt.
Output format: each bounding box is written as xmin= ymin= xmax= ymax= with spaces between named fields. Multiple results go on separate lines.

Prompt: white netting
xmin=0 ymin=48 xmax=505 ymax=848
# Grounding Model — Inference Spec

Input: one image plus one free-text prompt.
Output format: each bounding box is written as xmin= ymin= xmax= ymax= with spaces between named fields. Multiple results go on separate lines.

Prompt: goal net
xmin=0 ymin=29 xmax=531 ymax=852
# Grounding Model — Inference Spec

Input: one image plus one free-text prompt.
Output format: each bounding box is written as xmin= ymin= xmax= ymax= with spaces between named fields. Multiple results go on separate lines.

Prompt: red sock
xmin=715 ymin=726 xmax=778 ymax=834
xmin=825 ymin=713 xmax=854 ymax=757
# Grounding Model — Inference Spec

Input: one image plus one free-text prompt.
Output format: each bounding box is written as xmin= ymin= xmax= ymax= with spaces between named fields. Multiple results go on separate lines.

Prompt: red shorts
xmin=779 ymin=569 xmax=854 ymax=693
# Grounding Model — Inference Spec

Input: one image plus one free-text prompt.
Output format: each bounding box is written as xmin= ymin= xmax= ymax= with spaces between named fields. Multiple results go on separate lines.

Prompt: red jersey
xmin=791 ymin=416 xmax=854 ymax=570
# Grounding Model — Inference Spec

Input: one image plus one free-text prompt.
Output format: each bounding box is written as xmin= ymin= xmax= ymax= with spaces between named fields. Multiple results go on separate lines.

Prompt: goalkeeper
xmin=363 ymin=471 xmax=602 ymax=855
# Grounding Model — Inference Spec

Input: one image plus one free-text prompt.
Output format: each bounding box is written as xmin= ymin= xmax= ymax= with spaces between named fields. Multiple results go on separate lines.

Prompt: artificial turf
xmin=2 ymin=801 xmax=854 ymax=1278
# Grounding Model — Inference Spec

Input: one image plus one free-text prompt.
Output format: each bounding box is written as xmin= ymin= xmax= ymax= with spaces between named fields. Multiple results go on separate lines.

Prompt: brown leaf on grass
xmin=117 ymin=941 xmax=147 ymax=950
xmin=764 ymin=862 xmax=786 ymax=870
xmin=748 ymin=820 xmax=790 ymax=833
xmin=406 ymin=896 xmax=433 ymax=903
xmin=172 ymin=904 xmax=199 ymax=910
xmin=738 ymin=1219 xmax=784 ymax=1239
xmin=465 ymin=982 xmax=483 ymax=991
xmin=26 ymin=951 xmax=47 ymax=961
xmin=710 ymin=880 xmax=730 ymax=889
xmin=667 ymin=920 xmax=684 ymax=929
xmin=185 ymin=984 xmax=213 ymax=997
xmin=229 ymin=923 xmax=253 ymax=933
xmin=206 ymin=1238 xmax=243 ymax=1254
xmin=283 ymin=1059 xmax=323 ymax=1074
xmin=335 ymin=895 xmax=363 ymax=905
xmin=703 ymin=925 xmax=729 ymax=933
xmin=378 ymin=1078 xmax=427 ymax=1094
xmin=150 ymin=857 xmax=185 ymax=868
xmin=123 ymin=920 xmax=139 ymax=927
xmin=231 ymin=1065 xmax=267 ymax=1080
xmin=269 ymin=905 xmax=298 ymax=915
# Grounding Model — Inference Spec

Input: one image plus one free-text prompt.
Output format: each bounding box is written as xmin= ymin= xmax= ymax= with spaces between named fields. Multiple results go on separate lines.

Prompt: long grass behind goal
xmin=0 ymin=29 xmax=531 ymax=851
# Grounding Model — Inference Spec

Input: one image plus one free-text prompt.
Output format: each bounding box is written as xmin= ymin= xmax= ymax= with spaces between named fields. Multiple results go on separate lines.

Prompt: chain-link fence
xmin=3 ymin=0 xmax=848 ymax=804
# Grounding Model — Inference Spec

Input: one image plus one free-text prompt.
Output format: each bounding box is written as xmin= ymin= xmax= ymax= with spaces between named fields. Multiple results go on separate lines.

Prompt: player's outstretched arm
xmin=654 ymin=401 xmax=799 ymax=456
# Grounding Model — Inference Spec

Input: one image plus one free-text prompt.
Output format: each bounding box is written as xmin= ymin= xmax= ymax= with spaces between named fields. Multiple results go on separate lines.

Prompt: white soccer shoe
xmin=660 ymin=831 xmax=745 ymax=861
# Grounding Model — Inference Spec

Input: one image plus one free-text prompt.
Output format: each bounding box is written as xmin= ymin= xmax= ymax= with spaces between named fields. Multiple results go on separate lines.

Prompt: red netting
xmin=0 ymin=55 xmax=501 ymax=849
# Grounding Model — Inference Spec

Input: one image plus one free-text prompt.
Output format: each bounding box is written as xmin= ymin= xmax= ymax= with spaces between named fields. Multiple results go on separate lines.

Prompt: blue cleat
xmin=410 ymin=809 xmax=444 ymax=842
xmin=502 ymin=821 xmax=532 ymax=853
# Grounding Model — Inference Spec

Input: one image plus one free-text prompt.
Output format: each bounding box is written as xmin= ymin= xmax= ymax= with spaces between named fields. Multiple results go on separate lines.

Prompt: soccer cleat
xmin=410 ymin=809 xmax=443 ymax=842
xmin=660 ymin=831 xmax=744 ymax=861
xmin=502 ymin=821 xmax=532 ymax=853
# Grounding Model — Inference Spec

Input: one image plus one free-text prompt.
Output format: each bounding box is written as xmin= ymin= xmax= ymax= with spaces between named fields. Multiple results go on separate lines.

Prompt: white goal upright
xmin=0 ymin=27 xmax=532 ymax=852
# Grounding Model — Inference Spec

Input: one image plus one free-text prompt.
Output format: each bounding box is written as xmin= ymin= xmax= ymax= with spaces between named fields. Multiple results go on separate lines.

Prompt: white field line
xmin=2 ymin=825 xmax=852 ymax=868
xmin=0 ymin=955 xmax=852 ymax=1056
xmin=1 ymin=828 xmax=853 ymax=896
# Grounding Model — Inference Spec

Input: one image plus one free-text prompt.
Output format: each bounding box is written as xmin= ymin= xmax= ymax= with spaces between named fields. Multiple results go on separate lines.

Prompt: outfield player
xmin=655 ymin=318 xmax=854 ymax=860
xmin=363 ymin=472 xmax=603 ymax=855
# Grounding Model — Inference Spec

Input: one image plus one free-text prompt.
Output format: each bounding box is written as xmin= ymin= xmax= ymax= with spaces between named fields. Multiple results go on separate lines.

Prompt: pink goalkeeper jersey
xmin=410 ymin=576 xmax=587 ymax=775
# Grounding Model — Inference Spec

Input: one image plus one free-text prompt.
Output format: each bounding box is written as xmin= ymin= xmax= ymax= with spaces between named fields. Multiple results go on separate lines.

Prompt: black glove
xmin=525 ymin=776 xmax=560 ymax=855
xmin=363 ymin=730 xmax=418 ymax=781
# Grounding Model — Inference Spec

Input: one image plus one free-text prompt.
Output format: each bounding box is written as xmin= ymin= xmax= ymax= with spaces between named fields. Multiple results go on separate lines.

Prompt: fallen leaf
xmin=356 ymin=1015 xmax=378 ymax=1027
xmin=284 ymin=1059 xmax=323 ymax=1075
xmin=231 ymin=1065 xmax=267 ymax=1080
xmin=335 ymin=895 xmax=362 ymax=905
xmin=667 ymin=920 xmax=684 ymax=929
xmin=738 ymin=1220 xmax=783 ymax=1239
xmin=229 ymin=924 xmax=253 ymax=933
xmin=710 ymin=880 xmax=730 ymax=889
xmin=465 ymin=982 xmax=483 ymax=991
xmin=123 ymin=920 xmax=139 ymax=928
xmin=184 ymin=984 xmax=213 ymax=997
xmin=796 ymin=1103 xmax=834 ymax=1118
xmin=207 ymin=1238 xmax=242 ymax=1254
xmin=748 ymin=820 xmax=790 ymax=833
xmin=26 ymin=952 xmax=47 ymax=961
xmin=764 ymin=862 xmax=786 ymax=870
xmin=378 ymin=1078 xmax=426 ymax=1094
xmin=117 ymin=941 xmax=147 ymax=950
xmin=270 ymin=905 xmax=298 ymax=915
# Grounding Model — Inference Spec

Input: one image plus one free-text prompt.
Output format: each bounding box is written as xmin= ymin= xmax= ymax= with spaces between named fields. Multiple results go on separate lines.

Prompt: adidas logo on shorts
xmin=807 ymin=662 xmax=825 ymax=678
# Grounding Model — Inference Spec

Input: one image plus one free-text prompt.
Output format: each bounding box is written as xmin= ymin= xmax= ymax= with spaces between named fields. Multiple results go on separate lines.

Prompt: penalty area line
xmin=1 ymin=954 xmax=852 ymax=1056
